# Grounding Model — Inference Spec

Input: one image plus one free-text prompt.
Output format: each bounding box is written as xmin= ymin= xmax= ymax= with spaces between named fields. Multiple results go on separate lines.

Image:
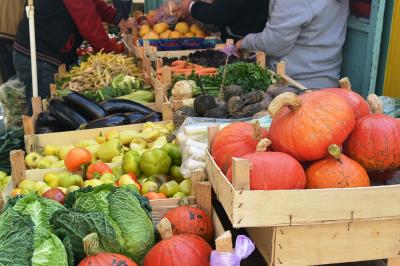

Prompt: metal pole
xmin=27 ymin=0 xmax=39 ymax=97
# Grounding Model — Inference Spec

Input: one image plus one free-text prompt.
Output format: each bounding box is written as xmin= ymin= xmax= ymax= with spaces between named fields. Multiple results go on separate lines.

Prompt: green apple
xmin=100 ymin=173 xmax=116 ymax=184
xmin=141 ymin=181 xmax=159 ymax=195
xmin=38 ymin=184 xmax=51 ymax=196
xmin=58 ymin=145 xmax=74 ymax=160
xmin=0 ymin=171 xmax=7 ymax=179
xmin=37 ymin=158 xmax=53 ymax=169
xmin=25 ymin=152 xmax=42 ymax=169
xmin=179 ymin=179 xmax=192 ymax=196
xmin=33 ymin=181 xmax=48 ymax=193
xmin=67 ymin=185 xmax=80 ymax=194
xmin=119 ymin=130 xmax=140 ymax=145
xmin=112 ymin=155 xmax=123 ymax=163
xmin=43 ymin=145 xmax=57 ymax=156
xmin=43 ymin=155 xmax=59 ymax=164
xmin=50 ymin=160 xmax=65 ymax=169
xmin=57 ymin=186 xmax=68 ymax=194
xmin=18 ymin=180 xmax=36 ymax=193
xmin=172 ymin=192 xmax=186 ymax=199
xmin=84 ymin=179 xmax=103 ymax=188
xmin=159 ymin=180 xmax=180 ymax=197
xmin=44 ymin=172 xmax=61 ymax=188
xmin=105 ymin=131 xmax=119 ymax=141
xmin=117 ymin=174 xmax=136 ymax=187
xmin=77 ymin=139 xmax=98 ymax=148
xmin=60 ymin=174 xmax=83 ymax=188
xmin=97 ymin=139 xmax=122 ymax=162
xmin=86 ymin=144 xmax=99 ymax=159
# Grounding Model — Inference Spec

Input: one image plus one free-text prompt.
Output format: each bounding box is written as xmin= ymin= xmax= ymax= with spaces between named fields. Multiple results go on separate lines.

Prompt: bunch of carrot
xmin=157 ymin=60 xmax=217 ymax=79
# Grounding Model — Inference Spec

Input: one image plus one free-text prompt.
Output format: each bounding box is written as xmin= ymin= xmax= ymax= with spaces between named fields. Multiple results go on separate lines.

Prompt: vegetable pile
xmin=210 ymin=88 xmax=400 ymax=191
xmin=0 ymin=171 xmax=10 ymax=192
xmin=162 ymin=49 xmax=253 ymax=68
xmin=19 ymin=122 xmax=194 ymax=200
xmin=0 ymin=185 xmax=154 ymax=265
xmin=36 ymin=92 xmax=161 ymax=133
xmin=58 ymin=52 xmax=144 ymax=102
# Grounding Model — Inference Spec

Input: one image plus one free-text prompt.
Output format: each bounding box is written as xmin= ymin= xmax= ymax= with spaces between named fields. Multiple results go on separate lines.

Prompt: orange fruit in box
xmin=175 ymin=22 xmax=190 ymax=34
xmin=170 ymin=31 xmax=183 ymax=39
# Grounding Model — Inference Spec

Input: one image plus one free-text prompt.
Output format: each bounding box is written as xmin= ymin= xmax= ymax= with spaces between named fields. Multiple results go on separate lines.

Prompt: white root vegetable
xmin=184 ymin=125 xmax=208 ymax=136
xmin=186 ymin=139 xmax=208 ymax=150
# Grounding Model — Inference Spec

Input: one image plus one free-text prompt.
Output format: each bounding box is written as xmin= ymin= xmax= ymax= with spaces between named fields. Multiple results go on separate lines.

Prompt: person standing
xmin=113 ymin=0 xmax=132 ymax=20
xmin=0 ymin=0 xmax=25 ymax=85
xmin=13 ymin=0 xmax=134 ymax=114
xmin=173 ymin=0 xmax=269 ymax=42
xmin=236 ymin=0 xmax=349 ymax=88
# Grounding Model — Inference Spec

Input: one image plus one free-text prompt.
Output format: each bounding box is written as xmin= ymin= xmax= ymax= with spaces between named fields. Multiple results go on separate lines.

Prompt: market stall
xmin=1 ymin=1 xmax=400 ymax=265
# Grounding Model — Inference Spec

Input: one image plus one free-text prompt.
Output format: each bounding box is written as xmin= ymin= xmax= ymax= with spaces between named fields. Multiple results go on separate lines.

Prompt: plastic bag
xmin=379 ymin=96 xmax=400 ymax=118
xmin=177 ymin=116 xmax=271 ymax=178
xmin=210 ymin=235 xmax=255 ymax=266
xmin=0 ymin=77 xmax=27 ymax=128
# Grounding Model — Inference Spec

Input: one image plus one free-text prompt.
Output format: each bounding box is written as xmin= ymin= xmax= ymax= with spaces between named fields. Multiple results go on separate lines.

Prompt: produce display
xmin=157 ymin=60 xmax=217 ymax=78
xmin=210 ymin=89 xmax=400 ymax=190
xmin=0 ymin=171 xmax=10 ymax=191
xmin=58 ymin=52 xmax=148 ymax=102
xmin=76 ymin=35 xmax=125 ymax=57
xmin=139 ymin=21 xmax=206 ymax=40
xmin=162 ymin=49 xmax=253 ymax=68
xmin=36 ymin=92 xmax=161 ymax=133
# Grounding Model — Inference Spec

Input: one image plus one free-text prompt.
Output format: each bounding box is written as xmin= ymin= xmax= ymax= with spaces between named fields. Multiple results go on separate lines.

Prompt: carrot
xmin=171 ymin=60 xmax=187 ymax=67
xmin=195 ymin=68 xmax=217 ymax=75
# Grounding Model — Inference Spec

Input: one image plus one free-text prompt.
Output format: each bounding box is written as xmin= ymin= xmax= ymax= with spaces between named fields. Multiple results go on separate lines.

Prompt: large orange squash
xmin=306 ymin=144 xmax=370 ymax=189
xmin=164 ymin=204 xmax=214 ymax=242
xmin=268 ymin=91 xmax=355 ymax=162
xmin=143 ymin=218 xmax=212 ymax=266
xmin=226 ymin=140 xmax=306 ymax=190
xmin=323 ymin=77 xmax=370 ymax=120
xmin=78 ymin=233 xmax=138 ymax=266
xmin=211 ymin=121 xmax=269 ymax=173
xmin=344 ymin=113 xmax=400 ymax=172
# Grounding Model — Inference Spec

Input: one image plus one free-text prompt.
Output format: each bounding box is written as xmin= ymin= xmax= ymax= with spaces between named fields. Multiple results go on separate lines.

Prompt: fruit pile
xmin=0 ymin=171 xmax=10 ymax=191
xmin=16 ymin=122 xmax=196 ymax=201
xmin=139 ymin=22 xmax=205 ymax=40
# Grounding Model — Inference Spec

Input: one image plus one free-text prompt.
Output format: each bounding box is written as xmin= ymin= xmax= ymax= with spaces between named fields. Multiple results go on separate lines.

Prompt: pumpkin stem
xmin=253 ymin=120 xmax=263 ymax=140
xmin=268 ymin=92 xmax=302 ymax=118
xmin=367 ymin=94 xmax=383 ymax=114
xmin=158 ymin=217 xmax=174 ymax=240
xmin=82 ymin=233 xmax=101 ymax=257
xmin=339 ymin=77 xmax=352 ymax=91
xmin=256 ymin=138 xmax=272 ymax=152
xmin=328 ymin=144 xmax=342 ymax=161
xmin=179 ymin=196 xmax=190 ymax=206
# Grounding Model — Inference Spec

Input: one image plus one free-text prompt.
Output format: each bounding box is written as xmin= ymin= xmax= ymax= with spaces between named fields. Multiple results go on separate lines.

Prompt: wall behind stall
xmin=382 ymin=1 xmax=400 ymax=97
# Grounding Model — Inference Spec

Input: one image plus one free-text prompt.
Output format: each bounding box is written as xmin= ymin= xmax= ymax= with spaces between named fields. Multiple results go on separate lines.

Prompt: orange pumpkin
xmin=268 ymin=91 xmax=355 ymax=162
xmin=164 ymin=204 xmax=214 ymax=242
xmin=344 ymin=113 xmax=400 ymax=172
xmin=306 ymin=145 xmax=370 ymax=189
xmin=78 ymin=233 xmax=137 ymax=266
xmin=226 ymin=139 xmax=306 ymax=190
xmin=211 ymin=121 xmax=269 ymax=173
xmin=143 ymin=218 xmax=212 ymax=266
xmin=323 ymin=77 xmax=370 ymax=120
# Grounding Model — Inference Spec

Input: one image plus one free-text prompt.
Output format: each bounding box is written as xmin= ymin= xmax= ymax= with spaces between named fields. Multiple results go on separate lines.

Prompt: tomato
xmin=64 ymin=147 xmax=92 ymax=172
xmin=144 ymin=192 xmax=167 ymax=200
xmin=86 ymin=162 xmax=112 ymax=180
xmin=127 ymin=172 xmax=139 ymax=183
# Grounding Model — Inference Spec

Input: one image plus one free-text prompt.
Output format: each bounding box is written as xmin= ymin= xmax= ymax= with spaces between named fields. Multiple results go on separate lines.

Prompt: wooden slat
xmin=150 ymin=196 xmax=196 ymax=224
xmin=233 ymin=184 xmax=400 ymax=227
xmin=205 ymin=151 xmax=234 ymax=221
xmin=273 ymin=219 xmax=400 ymax=265
xmin=212 ymin=207 xmax=226 ymax=238
xmin=231 ymin=158 xmax=250 ymax=190
xmin=388 ymin=258 xmax=400 ymax=266
xmin=10 ymin=150 xmax=26 ymax=187
xmin=215 ymin=231 xmax=233 ymax=253
xmin=194 ymin=182 xmax=212 ymax=219
xmin=246 ymin=227 xmax=275 ymax=265
xmin=22 ymin=116 xmax=34 ymax=135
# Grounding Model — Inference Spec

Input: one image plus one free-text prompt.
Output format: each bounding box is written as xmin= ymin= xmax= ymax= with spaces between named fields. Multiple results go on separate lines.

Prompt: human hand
xmin=171 ymin=0 xmax=193 ymax=18
xmin=235 ymin=39 xmax=244 ymax=55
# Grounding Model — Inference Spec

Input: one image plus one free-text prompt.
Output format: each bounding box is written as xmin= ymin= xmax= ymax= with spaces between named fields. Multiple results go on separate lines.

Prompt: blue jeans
xmin=13 ymin=51 xmax=58 ymax=115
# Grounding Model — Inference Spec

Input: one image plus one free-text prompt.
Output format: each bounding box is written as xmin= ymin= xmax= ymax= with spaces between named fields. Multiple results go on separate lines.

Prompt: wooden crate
xmin=205 ymin=126 xmax=400 ymax=265
xmin=23 ymin=101 xmax=171 ymax=153
xmin=4 ymin=150 xmax=209 ymax=225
